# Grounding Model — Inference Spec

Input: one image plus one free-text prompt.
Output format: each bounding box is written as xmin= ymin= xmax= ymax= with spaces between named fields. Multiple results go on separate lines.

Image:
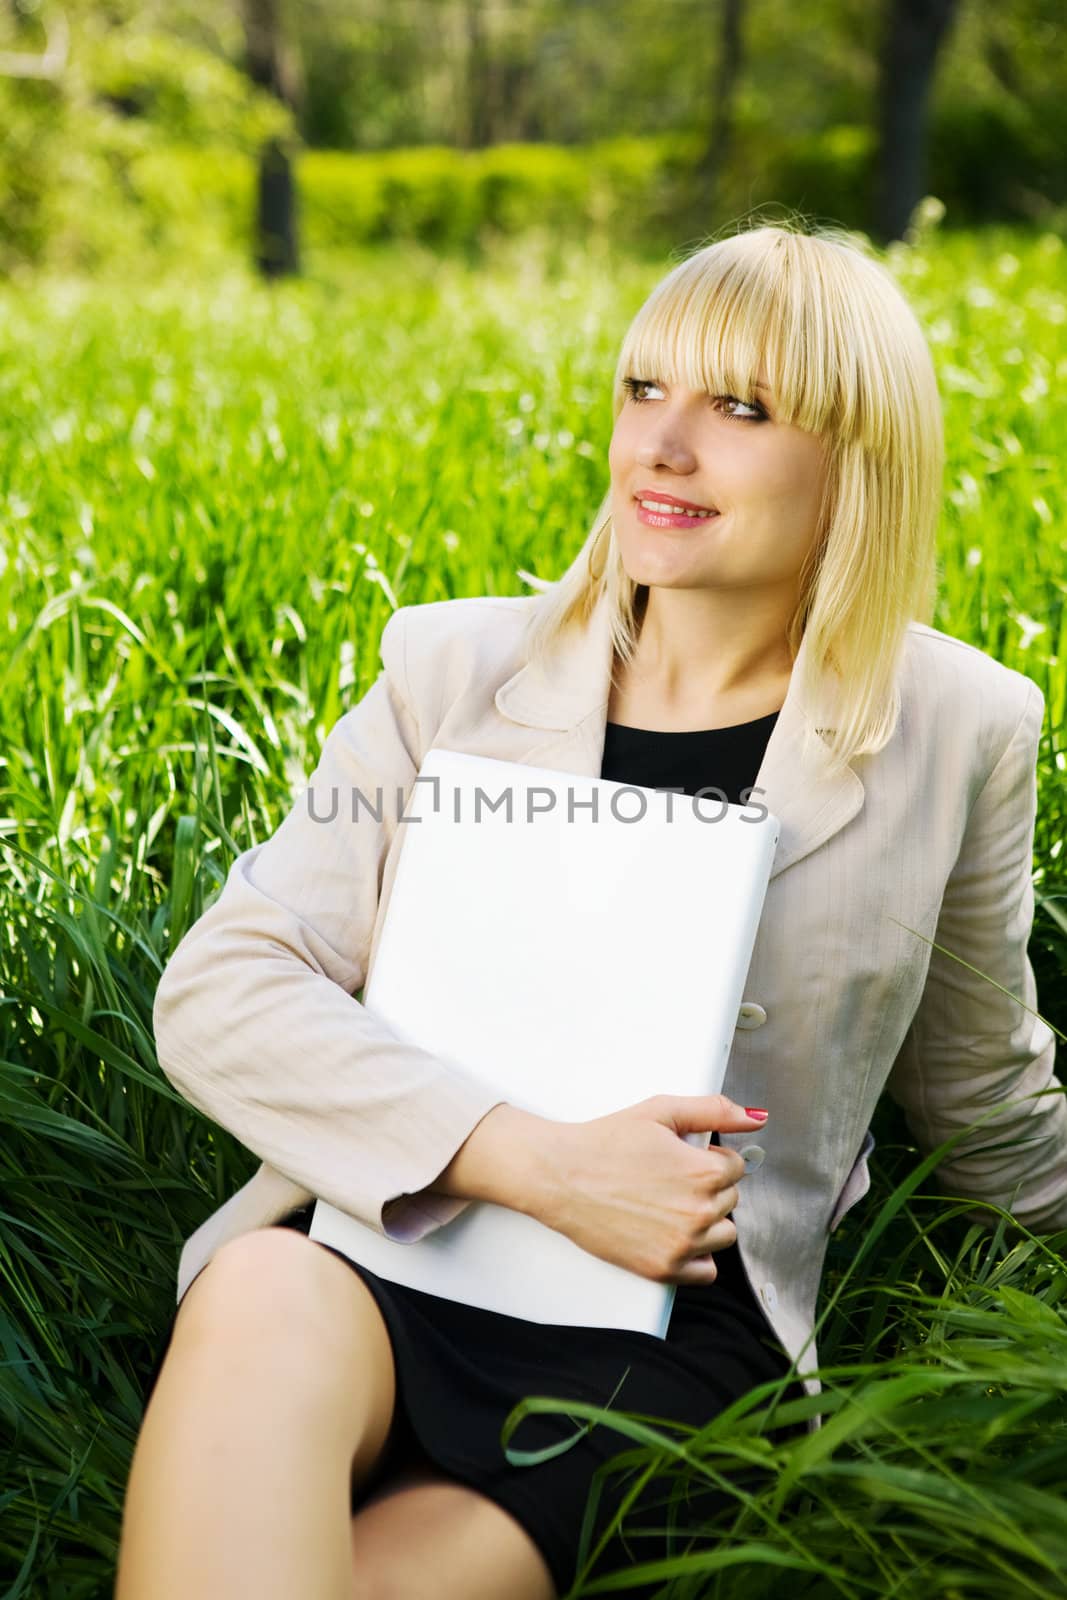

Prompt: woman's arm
xmin=885 ymin=678 xmax=1067 ymax=1235
xmin=153 ymin=607 xmax=534 ymax=1244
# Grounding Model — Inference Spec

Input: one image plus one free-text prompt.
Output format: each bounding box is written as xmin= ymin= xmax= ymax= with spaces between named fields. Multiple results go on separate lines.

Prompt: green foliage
xmin=0 ymin=227 xmax=1065 ymax=1594
xmin=0 ymin=17 xmax=291 ymax=278
xmin=931 ymin=94 xmax=1067 ymax=225
xmin=0 ymin=128 xmax=908 ymax=277
xmin=0 ymin=77 xmax=60 ymax=267
xmin=11 ymin=113 xmax=1067 ymax=283
xmin=4 ymin=0 xmax=1067 ymax=276
xmin=766 ymin=125 xmax=878 ymax=235
xmin=265 ymin=139 xmax=670 ymax=253
xmin=84 ymin=27 xmax=289 ymax=150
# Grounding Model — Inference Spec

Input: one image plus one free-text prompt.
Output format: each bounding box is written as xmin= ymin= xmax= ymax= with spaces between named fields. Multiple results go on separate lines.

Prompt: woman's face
xmin=608 ymin=370 xmax=830 ymax=597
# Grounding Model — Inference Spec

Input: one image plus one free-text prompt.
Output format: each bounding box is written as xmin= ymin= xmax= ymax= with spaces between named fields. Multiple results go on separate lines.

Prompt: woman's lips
xmin=635 ymin=500 xmax=721 ymax=530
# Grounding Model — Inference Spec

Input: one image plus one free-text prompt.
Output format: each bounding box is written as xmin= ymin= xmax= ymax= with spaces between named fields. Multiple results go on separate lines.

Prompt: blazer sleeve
xmin=885 ymin=677 xmax=1067 ymax=1235
xmin=152 ymin=607 xmax=508 ymax=1244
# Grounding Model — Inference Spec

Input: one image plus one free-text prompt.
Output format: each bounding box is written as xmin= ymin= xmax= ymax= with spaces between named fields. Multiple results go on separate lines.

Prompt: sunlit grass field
xmin=2 ymin=224 xmax=1066 ymax=1597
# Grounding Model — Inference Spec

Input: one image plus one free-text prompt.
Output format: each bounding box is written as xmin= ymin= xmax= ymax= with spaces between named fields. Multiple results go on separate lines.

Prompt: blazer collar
xmin=493 ymin=586 xmax=865 ymax=880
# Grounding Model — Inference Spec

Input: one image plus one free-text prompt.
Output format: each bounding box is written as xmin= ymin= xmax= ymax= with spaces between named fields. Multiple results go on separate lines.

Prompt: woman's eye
xmin=718 ymin=395 xmax=766 ymax=421
xmin=622 ymin=377 xmax=766 ymax=421
xmin=622 ymin=377 xmax=663 ymax=403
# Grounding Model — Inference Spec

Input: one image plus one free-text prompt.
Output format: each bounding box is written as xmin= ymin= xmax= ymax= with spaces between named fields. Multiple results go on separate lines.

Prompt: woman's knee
xmin=157 ymin=1229 xmax=400 ymax=1490
xmin=173 ymin=1227 xmax=395 ymax=1384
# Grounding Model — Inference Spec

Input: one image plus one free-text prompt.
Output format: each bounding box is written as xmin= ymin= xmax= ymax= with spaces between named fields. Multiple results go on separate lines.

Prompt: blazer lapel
xmin=493 ymin=587 xmax=865 ymax=880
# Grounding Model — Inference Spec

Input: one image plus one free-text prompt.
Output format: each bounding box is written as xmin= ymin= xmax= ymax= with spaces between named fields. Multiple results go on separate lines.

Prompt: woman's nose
xmin=634 ymin=436 xmax=698 ymax=472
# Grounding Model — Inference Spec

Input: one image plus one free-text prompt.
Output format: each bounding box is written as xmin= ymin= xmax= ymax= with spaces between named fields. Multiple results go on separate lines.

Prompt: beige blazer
xmin=153 ymin=588 xmax=1067 ymax=1437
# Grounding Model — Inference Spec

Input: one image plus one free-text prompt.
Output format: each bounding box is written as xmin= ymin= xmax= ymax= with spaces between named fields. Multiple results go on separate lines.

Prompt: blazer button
xmin=736 ymin=1002 xmax=767 ymax=1029
xmin=739 ymin=1144 xmax=765 ymax=1172
xmin=760 ymin=1281 xmax=778 ymax=1313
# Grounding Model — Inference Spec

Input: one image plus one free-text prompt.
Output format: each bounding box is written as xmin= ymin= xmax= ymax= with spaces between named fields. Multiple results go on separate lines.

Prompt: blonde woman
xmin=116 ymin=221 xmax=1066 ymax=1600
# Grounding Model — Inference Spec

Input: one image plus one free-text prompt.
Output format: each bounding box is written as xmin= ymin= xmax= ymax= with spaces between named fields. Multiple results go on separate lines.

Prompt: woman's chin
xmin=619 ymin=557 xmax=716 ymax=590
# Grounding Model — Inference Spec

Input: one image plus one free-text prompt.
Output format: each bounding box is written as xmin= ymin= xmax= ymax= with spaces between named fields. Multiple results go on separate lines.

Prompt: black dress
xmin=144 ymin=712 xmax=808 ymax=1598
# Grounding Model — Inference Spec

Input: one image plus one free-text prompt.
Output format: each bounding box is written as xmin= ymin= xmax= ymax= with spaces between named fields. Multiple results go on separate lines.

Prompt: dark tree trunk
xmin=241 ymin=0 xmax=300 ymax=278
xmin=464 ymin=0 xmax=492 ymax=148
xmin=876 ymin=0 xmax=960 ymax=242
xmin=495 ymin=55 xmax=533 ymax=143
xmin=694 ymin=0 xmax=746 ymax=227
xmin=255 ymin=136 xmax=299 ymax=277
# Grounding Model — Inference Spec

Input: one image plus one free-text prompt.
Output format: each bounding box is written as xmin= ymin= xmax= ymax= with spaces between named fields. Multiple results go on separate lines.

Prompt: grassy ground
xmin=1 ymin=225 xmax=1066 ymax=1597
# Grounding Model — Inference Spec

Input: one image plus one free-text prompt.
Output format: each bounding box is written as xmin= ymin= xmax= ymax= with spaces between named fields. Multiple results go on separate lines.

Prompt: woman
xmin=116 ymin=221 xmax=1065 ymax=1600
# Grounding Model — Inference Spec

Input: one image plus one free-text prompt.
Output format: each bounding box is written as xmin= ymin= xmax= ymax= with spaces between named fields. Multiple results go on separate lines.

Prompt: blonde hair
xmin=522 ymin=217 xmax=944 ymax=778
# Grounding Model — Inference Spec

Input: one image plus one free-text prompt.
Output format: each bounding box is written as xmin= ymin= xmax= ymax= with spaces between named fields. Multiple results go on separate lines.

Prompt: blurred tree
xmin=876 ymin=0 xmax=960 ymax=240
xmin=693 ymin=0 xmax=746 ymax=227
xmin=241 ymin=0 xmax=301 ymax=276
xmin=463 ymin=0 xmax=491 ymax=148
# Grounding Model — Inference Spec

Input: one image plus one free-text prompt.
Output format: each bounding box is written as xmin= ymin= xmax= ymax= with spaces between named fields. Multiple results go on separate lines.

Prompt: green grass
xmin=1 ymin=224 xmax=1066 ymax=1597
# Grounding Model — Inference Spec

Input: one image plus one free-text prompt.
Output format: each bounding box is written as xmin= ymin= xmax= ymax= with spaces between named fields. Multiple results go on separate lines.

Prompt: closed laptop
xmin=309 ymin=746 xmax=780 ymax=1336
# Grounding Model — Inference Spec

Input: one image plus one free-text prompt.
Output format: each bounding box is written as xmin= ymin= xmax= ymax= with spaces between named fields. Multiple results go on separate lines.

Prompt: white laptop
xmin=309 ymin=746 xmax=780 ymax=1337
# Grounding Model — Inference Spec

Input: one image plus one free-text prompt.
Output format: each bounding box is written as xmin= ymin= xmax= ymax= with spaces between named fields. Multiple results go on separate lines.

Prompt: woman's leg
xmin=115 ymin=1227 xmax=401 ymax=1600
xmin=349 ymin=1467 xmax=559 ymax=1600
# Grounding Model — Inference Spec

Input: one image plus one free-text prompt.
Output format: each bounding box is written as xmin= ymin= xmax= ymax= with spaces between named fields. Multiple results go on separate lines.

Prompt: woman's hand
xmin=533 ymin=1094 xmax=768 ymax=1286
